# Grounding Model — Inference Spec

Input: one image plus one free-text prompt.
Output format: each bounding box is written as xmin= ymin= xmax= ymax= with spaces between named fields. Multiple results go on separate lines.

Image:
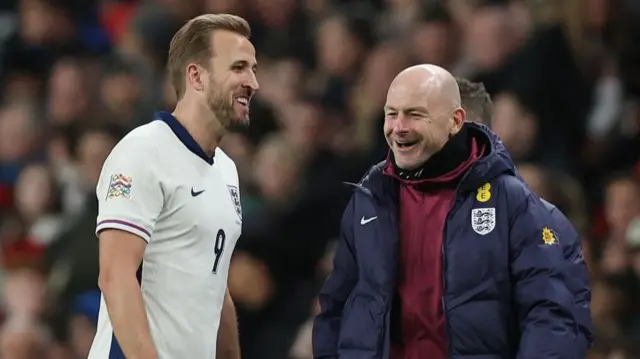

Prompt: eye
xmin=232 ymin=65 xmax=244 ymax=73
xmin=385 ymin=113 xmax=397 ymax=119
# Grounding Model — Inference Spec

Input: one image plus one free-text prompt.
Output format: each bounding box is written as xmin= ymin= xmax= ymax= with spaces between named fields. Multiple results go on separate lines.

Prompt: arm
xmin=551 ymin=207 xmax=592 ymax=356
xmin=216 ymin=289 xmax=241 ymax=359
xmin=99 ymin=229 xmax=158 ymax=359
xmin=509 ymin=194 xmax=579 ymax=359
xmin=95 ymin=138 xmax=163 ymax=359
xmin=312 ymin=198 xmax=358 ymax=359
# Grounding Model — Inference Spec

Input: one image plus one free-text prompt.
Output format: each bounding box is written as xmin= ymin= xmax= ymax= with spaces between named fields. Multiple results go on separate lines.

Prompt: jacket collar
xmin=357 ymin=123 xmax=516 ymax=199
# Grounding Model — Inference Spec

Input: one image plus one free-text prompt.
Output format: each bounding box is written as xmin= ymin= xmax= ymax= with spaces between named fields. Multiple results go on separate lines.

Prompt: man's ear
xmin=186 ymin=63 xmax=205 ymax=92
xmin=450 ymin=107 xmax=466 ymax=136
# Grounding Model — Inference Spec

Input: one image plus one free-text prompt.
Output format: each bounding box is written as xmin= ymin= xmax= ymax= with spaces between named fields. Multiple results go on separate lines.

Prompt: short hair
xmin=167 ymin=14 xmax=251 ymax=99
xmin=456 ymin=77 xmax=493 ymax=126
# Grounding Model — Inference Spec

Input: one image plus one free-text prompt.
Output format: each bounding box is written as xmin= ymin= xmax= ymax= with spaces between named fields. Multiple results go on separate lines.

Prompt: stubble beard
xmin=208 ymin=87 xmax=249 ymax=133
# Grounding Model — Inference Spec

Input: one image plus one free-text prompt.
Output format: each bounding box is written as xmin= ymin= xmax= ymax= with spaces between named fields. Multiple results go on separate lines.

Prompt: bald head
xmin=389 ymin=64 xmax=461 ymax=116
xmin=384 ymin=64 xmax=466 ymax=170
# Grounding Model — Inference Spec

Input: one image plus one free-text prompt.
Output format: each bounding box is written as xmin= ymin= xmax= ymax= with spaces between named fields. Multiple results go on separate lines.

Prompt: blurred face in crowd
xmin=3 ymin=73 xmax=41 ymax=102
xmin=517 ymin=164 xmax=551 ymax=200
xmin=2 ymin=269 xmax=45 ymax=317
xmin=411 ymin=20 xmax=455 ymax=67
xmin=205 ymin=0 xmax=243 ymax=13
xmin=279 ymin=101 xmax=321 ymax=151
xmin=0 ymin=318 xmax=49 ymax=359
xmin=0 ymin=328 xmax=46 ymax=359
xmin=48 ymin=60 xmax=89 ymax=124
xmin=257 ymin=59 xmax=303 ymax=106
xmin=254 ymin=137 xmax=301 ymax=202
xmin=14 ymin=164 xmax=56 ymax=222
xmin=316 ymin=16 xmax=361 ymax=76
xmin=0 ymin=105 xmax=36 ymax=162
xmin=605 ymin=178 xmax=640 ymax=236
xmin=252 ymin=0 xmax=297 ymax=28
xmin=491 ymin=93 xmax=537 ymax=158
xmin=360 ymin=44 xmax=408 ymax=106
xmin=586 ymin=0 xmax=607 ymax=28
xmin=465 ymin=6 xmax=515 ymax=70
xmin=384 ymin=66 xmax=464 ymax=170
xmin=200 ymin=30 xmax=258 ymax=130
xmin=19 ymin=0 xmax=74 ymax=45
xmin=601 ymin=239 xmax=629 ymax=274
xmin=101 ymin=71 xmax=143 ymax=119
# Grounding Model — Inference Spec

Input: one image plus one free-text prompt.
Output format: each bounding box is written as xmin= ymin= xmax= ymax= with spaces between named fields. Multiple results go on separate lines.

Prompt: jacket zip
xmin=356 ymin=172 xmax=478 ymax=358
xmin=442 ymin=201 xmax=455 ymax=359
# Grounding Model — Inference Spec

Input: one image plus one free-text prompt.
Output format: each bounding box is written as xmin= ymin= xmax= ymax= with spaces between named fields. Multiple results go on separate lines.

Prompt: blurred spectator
xmin=13 ymin=164 xmax=64 ymax=247
xmin=0 ymin=316 xmax=51 ymax=359
xmin=604 ymin=173 xmax=640 ymax=243
xmin=408 ymin=3 xmax=458 ymax=69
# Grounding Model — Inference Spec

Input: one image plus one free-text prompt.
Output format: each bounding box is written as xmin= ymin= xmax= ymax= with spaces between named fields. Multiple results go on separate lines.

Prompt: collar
xmin=155 ymin=111 xmax=214 ymax=165
xmin=388 ymin=126 xmax=472 ymax=182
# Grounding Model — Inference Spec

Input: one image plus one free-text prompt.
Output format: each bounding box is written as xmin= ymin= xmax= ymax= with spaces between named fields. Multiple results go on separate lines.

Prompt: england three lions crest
xmin=471 ymin=208 xmax=495 ymax=235
xmin=227 ymin=185 xmax=242 ymax=221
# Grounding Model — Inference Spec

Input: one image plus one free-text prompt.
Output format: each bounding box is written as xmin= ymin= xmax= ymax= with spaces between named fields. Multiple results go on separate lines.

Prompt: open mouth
xmin=234 ymin=96 xmax=250 ymax=107
xmin=395 ymin=140 xmax=419 ymax=150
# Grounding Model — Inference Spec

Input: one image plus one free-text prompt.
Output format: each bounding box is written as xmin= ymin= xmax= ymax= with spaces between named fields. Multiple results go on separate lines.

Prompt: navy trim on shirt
xmin=155 ymin=111 xmax=214 ymax=165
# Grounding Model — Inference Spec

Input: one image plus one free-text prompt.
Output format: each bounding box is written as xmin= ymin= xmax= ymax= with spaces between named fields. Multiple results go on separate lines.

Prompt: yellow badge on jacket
xmin=476 ymin=183 xmax=491 ymax=202
xmin=542 ymin=227 xmax=558 ymax=245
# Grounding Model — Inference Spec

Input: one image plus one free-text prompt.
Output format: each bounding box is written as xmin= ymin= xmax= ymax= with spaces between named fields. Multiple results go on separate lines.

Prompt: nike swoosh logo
xmin=360 ymin=216 xmax=377 ymax=225
xmin=191 ymin=188 xmax=205 ymax=197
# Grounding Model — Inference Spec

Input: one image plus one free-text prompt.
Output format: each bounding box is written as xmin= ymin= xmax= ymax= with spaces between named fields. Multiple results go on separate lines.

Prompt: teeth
xmin=396 ymin=141 xmax=416 ymax=148
xmin=235 ymin=97 xmax=248 ymax=106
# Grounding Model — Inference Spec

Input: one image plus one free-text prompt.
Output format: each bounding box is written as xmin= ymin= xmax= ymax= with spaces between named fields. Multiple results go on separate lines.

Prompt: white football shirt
xmin=87 ymin=112 xmax=242 ymax=359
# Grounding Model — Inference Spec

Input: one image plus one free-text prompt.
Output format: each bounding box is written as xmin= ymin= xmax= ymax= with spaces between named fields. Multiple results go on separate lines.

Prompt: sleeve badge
xmin=106 ymin=174 xmax=132 ymax=200
xmin=542 ymin=227 xmax=558 ymax=245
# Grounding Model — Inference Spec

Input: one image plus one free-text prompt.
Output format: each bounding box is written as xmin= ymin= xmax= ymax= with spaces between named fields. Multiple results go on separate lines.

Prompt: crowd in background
xmin=0 ymin=0 xmax=639 ymax=358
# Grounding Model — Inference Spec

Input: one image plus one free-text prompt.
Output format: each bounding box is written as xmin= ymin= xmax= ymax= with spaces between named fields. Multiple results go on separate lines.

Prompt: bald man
xmin=313 ymin=65 xmax=580 ymax=359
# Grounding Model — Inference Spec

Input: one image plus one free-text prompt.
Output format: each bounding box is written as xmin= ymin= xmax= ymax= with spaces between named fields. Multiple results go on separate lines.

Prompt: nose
xmin=246 ymin=71 xmax=259 ymax=92
xmin=392 ymin=115 xmax=411 ymax=135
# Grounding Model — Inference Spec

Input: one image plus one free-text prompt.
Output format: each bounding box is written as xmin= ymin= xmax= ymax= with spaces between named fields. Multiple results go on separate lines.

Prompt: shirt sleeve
xmin=95 ymin=138 xmax=163 ymax=243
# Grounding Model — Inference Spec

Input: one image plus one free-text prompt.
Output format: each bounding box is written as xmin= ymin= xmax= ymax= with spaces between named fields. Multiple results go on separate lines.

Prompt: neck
xmin=172 ymin=98 xmax=224 ymax=157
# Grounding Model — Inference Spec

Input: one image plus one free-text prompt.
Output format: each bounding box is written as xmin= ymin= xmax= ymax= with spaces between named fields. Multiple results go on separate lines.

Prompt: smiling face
xmin=169 ymin=14 xmax=258 ymax=131
xmin=383 ymin=65 xmax=465 ymax=170
xmin=204 ymin=30 xmax=259 ymax=130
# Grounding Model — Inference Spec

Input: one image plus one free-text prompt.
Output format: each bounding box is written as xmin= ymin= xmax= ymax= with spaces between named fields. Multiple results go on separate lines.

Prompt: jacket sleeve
xmin=550 ymin=206 xmax=593 ymax=357
xmin=509 ymin=193 xmax=579 ymax=359
xmin=312 ymin=197 xmax=359 ymax=359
